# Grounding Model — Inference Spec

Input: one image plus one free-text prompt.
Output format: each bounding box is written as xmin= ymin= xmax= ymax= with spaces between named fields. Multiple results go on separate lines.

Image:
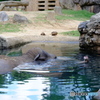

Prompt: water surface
xmin=0 ymin=42 xmax=100 ymax=100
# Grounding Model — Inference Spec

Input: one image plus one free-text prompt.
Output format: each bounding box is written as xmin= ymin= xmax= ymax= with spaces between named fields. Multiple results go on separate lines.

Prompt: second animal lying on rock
xmin=0 ymin=47 xmax=57 ymax=74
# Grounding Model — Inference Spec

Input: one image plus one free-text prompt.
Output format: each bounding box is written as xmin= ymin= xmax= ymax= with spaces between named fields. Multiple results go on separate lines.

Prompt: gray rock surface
xmin=54 ymin=6 xmax=62 ymax=15
xmin=59 ymin=0 xmax=75 ymax=10
xmin=13 ymin=14 xmax=29 ymax=23
xmin=0 ymin=35 xmax=35 ymax=49
xmin=0 ymin=11 xmax=8 ymax=22
xmin=78 ymin=13 xmax=100 ymax=54
xmin=59 ymin=0 xmax=100 ymax=13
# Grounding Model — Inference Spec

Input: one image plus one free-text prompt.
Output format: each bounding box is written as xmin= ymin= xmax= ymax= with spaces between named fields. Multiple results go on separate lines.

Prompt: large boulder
xmin=0 ymin=35 xmax=35 ymax=49
xmin=13 ymin=14 xmax=29 ymax=23
xmin=59 ymin=0 xmax=100 ymax=13
xmin=0 ymin=11 xmax=9 ymax=22
xmin=78 ymin=0 xmax=100 ymax=13
xmin=59 ymin=0 xmax=75 ymax=10
xmin=78 ymin=12 xmax=100 ymax=54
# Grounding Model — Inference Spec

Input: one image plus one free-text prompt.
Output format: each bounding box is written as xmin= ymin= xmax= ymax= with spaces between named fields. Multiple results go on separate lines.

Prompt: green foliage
xmin=61 ymin=30 xmax=80 ymax=36
xmin=56 ymin=9 xmax=94 ymax=21
xmin=7 ymin=50 xmax=22 ymax=57
xmin=0 ymin=23 xmax=21 ymax=33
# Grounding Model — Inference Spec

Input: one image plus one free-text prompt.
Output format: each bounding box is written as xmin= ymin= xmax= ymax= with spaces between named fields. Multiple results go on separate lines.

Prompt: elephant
xmin=13 ymin=55 xmax=89 ymax=77
xmin=0 ymin=47 xmax=57 ymax=74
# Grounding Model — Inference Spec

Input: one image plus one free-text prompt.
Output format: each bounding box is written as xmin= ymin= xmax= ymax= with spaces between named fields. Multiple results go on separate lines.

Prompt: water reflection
xmin=0 ymin=73 xmax=50 ymax=100
xmin=0 ymin=42 xmax=99 ymax=100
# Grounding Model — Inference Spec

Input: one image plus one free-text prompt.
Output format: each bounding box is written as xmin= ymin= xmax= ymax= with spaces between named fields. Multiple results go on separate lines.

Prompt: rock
xmin=0 ymin=11 xmax=9 ymax=22
xmin=59 ymin=0 xmax=100 ymax=13
xmin=78 ymin=0 xmax=100 ymax=13
xmin=73 ymin=0 xmax=80 ymax=4
xmin=0 ymin=35 xmax=36 ymax=49
xmin=90 ymin=12 xmax=100 ymax=22
xmin=54 ymin=6 xmax=62 ymax=15
xmin=78 ymin=13 xmax=100 ymax=54
xmin=51 ymin=31 xmax=58 ymax=36
xmin=59 ymin=0 xmax=75 ymax=10
xmin=41 ymin=32 xmax=46 ymax=36
xmin=0 ymin=4 xmax=5 ymax=11
xmin=78 ymin=21 xmax=89 ymax=34
xmin=13 ymin=14 xmax=29 ymax=23
xmin=79 ymin=0 xmax=100 ymax=7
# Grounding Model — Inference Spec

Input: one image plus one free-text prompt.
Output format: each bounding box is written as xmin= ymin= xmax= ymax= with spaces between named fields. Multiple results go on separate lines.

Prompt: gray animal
xmin=0 ymin=47 xmax=56 ymax=74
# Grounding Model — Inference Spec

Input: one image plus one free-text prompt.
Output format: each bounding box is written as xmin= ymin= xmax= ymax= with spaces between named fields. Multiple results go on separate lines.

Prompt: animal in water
xmin=77 ymin=55 xmax=89 ymax=64
xmin=83 ymin=55 xmax=89 ymax=63
xmin=15 ymin=55 xmax=89 ymax=74
xmin=0 ymin=47 xmax=56 ymax=74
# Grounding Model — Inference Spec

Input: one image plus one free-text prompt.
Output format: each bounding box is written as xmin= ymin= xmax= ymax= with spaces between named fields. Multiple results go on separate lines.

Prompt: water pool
xmin=0 ymin=42 xmax=99 ymax=100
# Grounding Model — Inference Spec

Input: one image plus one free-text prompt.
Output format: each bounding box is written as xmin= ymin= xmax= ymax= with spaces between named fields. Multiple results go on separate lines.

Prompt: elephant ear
xmin=34 ymin=54 xmax=46 ymax=61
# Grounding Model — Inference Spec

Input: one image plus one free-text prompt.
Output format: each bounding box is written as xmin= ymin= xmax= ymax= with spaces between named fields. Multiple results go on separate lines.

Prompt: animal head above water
xmin=25 ymin=47 xmax=57 ymax=61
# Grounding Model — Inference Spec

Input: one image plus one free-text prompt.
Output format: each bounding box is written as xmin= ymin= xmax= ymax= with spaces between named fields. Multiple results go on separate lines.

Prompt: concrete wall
xmin=22 ymin=0 xmax=59 ymax=11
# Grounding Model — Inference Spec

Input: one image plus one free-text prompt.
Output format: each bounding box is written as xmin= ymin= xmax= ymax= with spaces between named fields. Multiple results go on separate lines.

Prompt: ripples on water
xmin=0 ymin=42 xmax=100 ymax=100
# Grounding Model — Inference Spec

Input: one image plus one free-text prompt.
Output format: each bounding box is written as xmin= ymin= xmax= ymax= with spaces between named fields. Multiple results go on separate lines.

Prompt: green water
xmin=0 ymin=42 xmax=99 ymax=100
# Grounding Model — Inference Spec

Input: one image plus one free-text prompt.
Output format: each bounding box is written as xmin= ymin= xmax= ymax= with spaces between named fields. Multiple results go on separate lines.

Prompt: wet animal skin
xmin=0 ymin=47 xmax=56 ymax=74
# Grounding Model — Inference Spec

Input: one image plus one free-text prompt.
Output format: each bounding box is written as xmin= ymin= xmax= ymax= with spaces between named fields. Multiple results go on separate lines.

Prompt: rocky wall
xmin=78 ymin=12 xmax=100 ymax=54
xmin=59 ymin=0 xmax=100 ymax=13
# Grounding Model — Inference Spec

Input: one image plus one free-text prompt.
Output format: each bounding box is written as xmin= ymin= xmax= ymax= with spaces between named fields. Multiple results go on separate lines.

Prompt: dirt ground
xmin=1 ymin=11 xmax=82 ymax=42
